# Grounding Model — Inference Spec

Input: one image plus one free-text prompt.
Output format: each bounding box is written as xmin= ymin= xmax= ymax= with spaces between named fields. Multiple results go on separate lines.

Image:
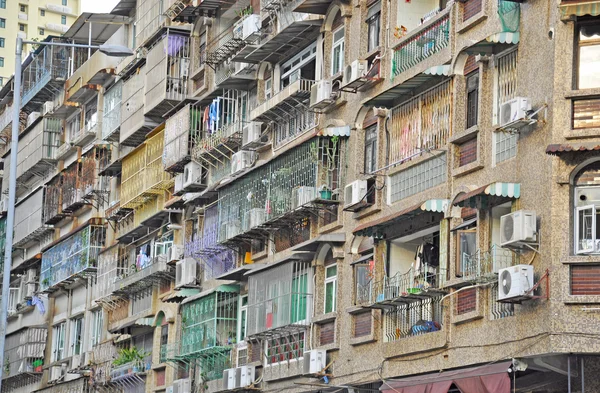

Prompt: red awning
xmin=546 ymin=143 xmax=600 ymax=156
xmin=380 ymin=362 xmax=512 ymax=393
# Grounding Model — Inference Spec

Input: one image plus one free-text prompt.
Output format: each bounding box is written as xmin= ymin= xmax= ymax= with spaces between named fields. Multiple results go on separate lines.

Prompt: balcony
xmin=163 ymin=102 xmax=202 ymax=173
xmin=215 ymin=61 xmax=257 ymax=90
xmin=251 ymin=78 xmax=314 ymax=123
xmin=120 ymin=66 xmax=159 ymax=147
xmin=60 ymin=150 xmax=109 ymax=213
xmin=217 ymin=137 xmax=342 ymax=245
xmin=113 ymin=253 xmax=174 ymax=296
xmin=14 ymin=188 xmax=53 ymax=248
xmin=89 ymin=341 xmax=119 ymax=385
xmin=204 ymin=19 xmax=256 ymax=68
xmin=144 ymin=29 xmax=191 ymax=118
xmin=0 ymin=104 xmax=13 ymax=134
xmin=456 ymin=244 xmax=516 ymax=284
xmin=382 ymin=296 xmax=444 ymax=346
xmin=102 ymin=81 xmax=122 ymax=142
xmin=40 ymin=224 xmax=106 ymax=292
xmin=121 ymin=126 xmax=173 ymax=209
xmin=65 ymin=50 xmax=118 ymax=104
xmin=72 ymin=121 xmax=101 ymax=147
xmin=95 ymin=245 xmax=126 ymax=302
xmin=391 ymin=9 xmax=451 ymax=78
xmin=21 ymin=39 xmax=88 ymax=112
xmin=42 ymin=176 xmax=70 ymax=225
xmin=2 ymin=328 xmax=46 ymax=381
xmin=110 ymin=359 xmax=151 ymax=384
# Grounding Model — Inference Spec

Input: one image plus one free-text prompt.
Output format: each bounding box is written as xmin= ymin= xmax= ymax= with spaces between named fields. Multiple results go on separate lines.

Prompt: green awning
xmin=453 ymin=182 xmax=521 ymax=208
xmin=560 ymin=1 xmax=600 ymax=18
xmin=421 ymin=199 xmax=449 ymax=213
xmin=463 ymin=32 xmax=519 ymax=56
xmin=181 ymin=284 xmax=240 ymax=305
xmin=163 ymin=288 xmax=201 ymax=303
xmin=423 ymin=65 xmax=452 ymax=76
xmin=485 ymin=32 xmax=520 ymax=44
xmin=135 ymin=317 xmax=155 ymax=327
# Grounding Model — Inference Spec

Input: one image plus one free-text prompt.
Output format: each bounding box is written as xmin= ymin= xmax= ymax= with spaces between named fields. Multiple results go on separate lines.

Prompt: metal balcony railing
xmin=383 ymin=295 xmax=443 ymax=342
xmin=392 ymin=11 xmax=451 ymax=77
xmin=2 ymin=328 xmax=46 ymax=380
xmin=459 ymin=244 xmax=515 ymax=282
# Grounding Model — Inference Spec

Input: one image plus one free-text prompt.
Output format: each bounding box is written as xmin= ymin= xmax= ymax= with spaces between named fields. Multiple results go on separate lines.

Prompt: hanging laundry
xmin=31 ymin=296 xmax=45 ymax=314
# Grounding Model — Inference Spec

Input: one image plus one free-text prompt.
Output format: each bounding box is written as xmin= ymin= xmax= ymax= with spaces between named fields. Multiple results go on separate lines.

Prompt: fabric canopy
xmin=453 ymin=182 xmax=520 ymax=208
xmin=560 ymin=1 xmax=600 ymax=18
xmin=380 ymin=362 xmax=512 ymax=393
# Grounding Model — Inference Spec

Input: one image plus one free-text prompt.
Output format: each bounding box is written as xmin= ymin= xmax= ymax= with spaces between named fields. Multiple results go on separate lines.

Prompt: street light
xmin=0 ymin=37 xmax=133 ymax=392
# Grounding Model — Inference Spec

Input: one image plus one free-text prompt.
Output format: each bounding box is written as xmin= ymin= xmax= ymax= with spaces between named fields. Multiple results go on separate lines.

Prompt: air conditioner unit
xmin=26 ymin=268 xmax=37 ymax=283
xmin=173 ymin=378 xmax=191 ymax=393
xmin=242 ymin=14 xmax=261 ymax=40
xmin=71 ymin=354 xmax=81 ymax=369
xmin=25 ymin=282 xmax=37 ymax=298
xmin=27 ymin=112 xmax=41 ymax=127
xmin=236 ymin=343 xmax=248 ymax=367
xmin=236 ymin=365 xmax=256 ymax=388
xmin=169 ymin=245 xmax=184 ymax=262
xmin=292 ymin=186 xmax=316 ymax=209
xmin=234 ymin=61 xmax=249 ymax=75
xmin=83 ymin=351 xmax=93 ymax=367
xmin=50 ymin=365 xmax=63 ymax=381
xmin=231 ymin=151 xmax=255 ymax=176
xmin=175 ymin=258 xmax=197 ymax=288
xmin=344 ymin=180 xmax=368 ymax=208
xmin=174 ymin=173 xmax=185 ymax=195
xmin=498 ymin=264 xmax=534 ymax=301
xmin=303 ymin=349 xmax=326 ymax=374
xmin=244 ymin=208 xmax=265 ymax=231
xmin=165 ymin=386 xmax=174 ymax=393
xmin=222 ymin=220 xmax=241 ymax=239
xmin=310 ymin=80 xmax=333 ymax=109
xmin=43 ymin=101 xmax=54 ymax=116
xmin=500 ymin=210 xmax=536 ymax=247
xmin=499 ymin=97 xmax=532 ymax=127
xmin=233 ymin=19 xmax=244 ymax=39
xmin=342 ymin=59 xmax=368 ymax=89
xmin=222 ymin=368 xmax=237 ymax=390
xmin=182 ymin=161 xmax=204 ymax=190
xmin=242 ymin=122 xmax=262 ymax=147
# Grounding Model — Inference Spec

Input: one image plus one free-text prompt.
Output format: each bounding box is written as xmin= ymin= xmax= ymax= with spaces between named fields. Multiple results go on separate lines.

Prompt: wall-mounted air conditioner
xmin=175 ymin=258 xmax=198 ymax=288
xmin=26 ymin=268 xmax=37 ymax=283
xmin=344 ymin=180 xmax=368 ymax=208
xmin=71 ymin=354 xmax=81 ymax=369
xmin=49 ymin=365 xmax=63 ymax=381
xmin=500 ymin=210 xmax=536 ymax=247
xmin=182 ymin=161 xmax=205 ymax=190
xmin=342 ymin=59 xmax=368 ymax=89
xmin=169 ymin=244 xmax=184 ymax=262
xmin=43 ymin=101 xmax=54 ymax=116
xmin=172 ymin=378 xmax=191 ymax=393
xmin=83 ymin=351 xmax=93 ymax=367
xmin=174 ymin=173 xmax=185 ymax=195
xmin=242 ymin=122 xmax=263 ymax=147
xmin=310 ymin=80 xmax=333 ymax=110
xmin=303 ymin=349 xmax=326 ymax=374
xmin=25 ymin=282 xmax=37 ymax=298
xmin=223 ymin=368 xmax=237 ymax=390
xmin=498 ymin=264 xmax=534 ymax=302
xmin=242 ymin=14 xmax=261 ymax=40
xmin=231 ymin=151 xmax=255 ymax=176
xmin=236 ymin=365 xmax=256 ymax=388
xmin=165 ymin=386 xmax=174 ymax=393
xmin=27 ymin=112 xmax=41 ymax=127
xmin=244 ymin=208 xmax=265 ymax=231
xmin=292 ymin=186 xmax=316 ymax=209
xmin=222 ymin=221 xmax=241 ymax=239
xmin=234 ymin=61 xmax=249 ymax=75
xmin=499 ymin=97 xmax=532 ymax=127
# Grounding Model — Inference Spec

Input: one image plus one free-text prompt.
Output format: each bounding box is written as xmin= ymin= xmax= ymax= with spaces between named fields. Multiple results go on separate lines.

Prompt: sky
xmin=81 ymin=0 xmax=120 ymax=13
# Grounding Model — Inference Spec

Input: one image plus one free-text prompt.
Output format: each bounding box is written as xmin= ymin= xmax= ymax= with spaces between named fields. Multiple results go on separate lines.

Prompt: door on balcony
xmin=490 ymin=202 xmax=514 ymax=272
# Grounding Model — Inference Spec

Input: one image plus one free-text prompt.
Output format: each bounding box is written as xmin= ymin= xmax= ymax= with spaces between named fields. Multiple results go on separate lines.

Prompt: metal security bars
xmin=460 ymin=244 xmax=516 ymax=282
xmin=388 ymin=80 xmax=452 ymax=165
xmin=40 ymin=224 xmax=106 ymax=292
xmin=163 ymin=102 xmax=203 ymax=172
xmin=247 ymin=260 xmax=313 ymax=337
xmin=2 ymin=328 xmax=47 ymax=380
xmin=494 ymin=49 xmax=518 ymax=164
xmin=489 ymin=283 xmax=514 ymax=320
xmin=383 ymin=296 xmax=443 ymax=342
xmin=392 ymin=12 xmax=450 ymax=77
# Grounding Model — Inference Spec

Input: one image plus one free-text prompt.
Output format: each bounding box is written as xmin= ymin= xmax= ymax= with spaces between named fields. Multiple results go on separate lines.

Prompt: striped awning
xmin=181 ymin=284 xmax=240 ymax=305
xmin=453 ymin=182 xmax=520 ymax=208
xmin=163 ymin=288 xmax=201 ymax=303
xmin=319 ymin=125 xmax=351 ymax=137
xmin=353 ymin=199 xmax=449 ymax=235
xmin=135 ymin=317 xmax=155 ymax=327
xmin=560 ymin=1 xmax=600 ymax=18
xmin=485 ymin=32 xmax=520 ymax=44
xmin=423 ymin=65 xmax=452 ymax=76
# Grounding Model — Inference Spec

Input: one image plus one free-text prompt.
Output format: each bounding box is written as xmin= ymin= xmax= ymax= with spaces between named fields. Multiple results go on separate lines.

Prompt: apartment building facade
xmin=0 ymin=0 xmax=81 ymax=86
xmin=0 ymin=0 xmax=599 ymax=393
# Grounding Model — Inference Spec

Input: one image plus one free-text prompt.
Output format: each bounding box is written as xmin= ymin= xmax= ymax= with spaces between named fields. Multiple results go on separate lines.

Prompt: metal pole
xmin=0 ymin=36 xmax=23 ymax=393
xmin=88 ymin=22 xmax=92 ymax=59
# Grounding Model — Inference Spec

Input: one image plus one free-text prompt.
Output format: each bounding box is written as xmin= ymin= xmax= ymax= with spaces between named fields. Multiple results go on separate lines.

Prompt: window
xmin=52 ymin=322 xmax=66 ymax=361
xmin=67 ymin=113 xmax=81 ymax=141
xmin=455 ymin=227 xmax=477 ymax=277
xmin=493 ymin=50 xmax=518 ymax=164
xmin=466 ymin=71 xmax=479 ymax=129
xmin=573 ymin=162 xmax=600 ymax=254
xmin=265 ymin=78 xmax=272 ymax=100
xmin=19 ymin=4 xmax=25 ymax=12
xmin=0 ymin=38 xmax=5 ymax=48
xmin=7 ymin=286 xmax=19 ymax=312
xmin=19 ymin=24 xmax=25 ymax=31
xmin=91 ymin=309 xmax=103 ymax=346
xmin=266 ymin=332 xmax=305 ymax=364
xmin=291 ymin=271 xmax=309 ymax=323
xmin=159 ymin=324 xmax=168 ymax=363
xmin=331 ymin=26 xmax=345 ymax=75
xmin=576 ymin=22 xmax=600 ymax=89
xmin=324 ymin=264 xmax=337 ymax=313
xmin=389 ymin=154 xmax=446 ymax=203
xmin=353 ymin=312 xmax=372 ymax=338
xmin=571 ymin=265 xmax=600 ymax=295
xmin=279 ymin=43 xmax=316 ymax=89
xmin=0 ymin=19 xmax=5 ymax=28
xmin=364 ymin=125 xmax=377 ymax=174
xmin=62 ymin=0 xmax=67 ymax=5
xmin=0 ymin=58 xmax=4 ymax=68
xmin=355 ymin=261 xmax=373 ymax=304
xmin=366 ymin=2 xmax=381 ymax=53
xmin=39 ymin=28 xmax=44 ymax=35
xmin=61 ymin=15 xmax=67 ymax=25
xmin=457 ymin=138 xmax=477 ymax=167
xmin=40 ymin=9 xmax=45 ymax=16
xmin=70 ymin=317 xmax=83 ymax=356
xmin=237 ymin=295 xmax=248 ymax=343
xmin=0 ymin=0 xmax=5 ymax=9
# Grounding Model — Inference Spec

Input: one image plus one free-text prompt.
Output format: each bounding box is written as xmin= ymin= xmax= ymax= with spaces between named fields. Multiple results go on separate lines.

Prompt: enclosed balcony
xmin=383 ymin=295 xmax=444 ymax=343
xmin=204 ymin=18 xmax=259 ymax=68
xmin=60 ymin=148 xmax=110 ymax=214
xmin=1 ymin=118 xmax=61 ymax=191
xmin=214 ymin=61 xmax=258 ymax=90
xmin=163 ymin=102 xmax=203 ymax=173
xmin=14 ymin=188 xmax=53 ymax=248
xmin=40 ymin=223 xmax=106 ymax=292
xmin=64 ymin=50 xmax=119 ymax=105
xmin=120 ymin=66 xmax=159 ymax=147
xmin=102 ymin=81 xmax=122 ymax=142
xmin=95 ymin=245 xmax=126 ymax=303
xmin=21 ymin=39 xmax=88 ymax=113
xmin=144 ymin=29 xmax=191 ymax=118
xmin=71 ymin=120 xmax=101 ymax=147
xmin=113 ymin=248 xmax=175 ymax=296
xmin=217 ymin=137 xmax=343 ymax=245
xmin=42 ymin=175 xmax=69 ymax=225
xmin=2 ymin=328 xmax=46 ymax=382
xmin=121 ymin=125 xmax=173 ymax=209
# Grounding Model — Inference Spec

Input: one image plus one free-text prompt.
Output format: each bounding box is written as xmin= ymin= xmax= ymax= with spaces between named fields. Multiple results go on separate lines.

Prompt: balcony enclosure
xmin=144 ymin=30 xmax=191 ymax=118
xmin=383 ymin=296 xmax=444 ymax=342
xmin=135 ymin=0 xmax=171 ymax=48
xmin=95 ymin=245 xmax=126 ymax=303
xmin=14 ymin=188 xmax=53 ymax=248
xmin=42 ymin=175 xmax=68 ymax=225
xmin=121 ymin=126 xmax=173 ymax=210
xmin=217 ymin=137 xmax=343 ymax=244
xmin=102 ymin=81 xmax=122 ymax=142
xmin=21 ymin=39 xmax=89 ymax=112
xmin=120 ymin=66 xmax=159 ymax=147
xmin=60 ymin=148 xmax=110 ymax=214
xmin=163 ymin=101 xmax=203 ymax=172
xmin=247 ymin=260 xmax=312 ymax=337
xmin=2 ymin=328 xmax=47 ymax=381
xmin=40 ymin=224 xmax=106 ymax=292
xmin=388 ymin=80 xmax=452 ymax=165
xmin=1 ymin=118 xmax=61 ymax=194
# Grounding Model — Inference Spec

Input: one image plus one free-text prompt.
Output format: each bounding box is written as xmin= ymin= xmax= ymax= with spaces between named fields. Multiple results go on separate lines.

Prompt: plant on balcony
xmin=112 ymin=347 xmax=150 ymax=367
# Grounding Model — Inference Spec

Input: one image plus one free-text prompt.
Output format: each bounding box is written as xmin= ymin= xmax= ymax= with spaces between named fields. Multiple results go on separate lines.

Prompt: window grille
xmin=494 ymin=50 xmax=518 ymax=164
xmin=489 ymin=283 xmax=514 ymax=319
xmin=383 ymin=296 xmax=443 ymax=342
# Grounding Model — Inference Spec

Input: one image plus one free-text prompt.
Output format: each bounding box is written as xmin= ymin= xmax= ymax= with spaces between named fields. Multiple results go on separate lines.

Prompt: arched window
xmin=574 ymin=161 xmax=600 ymax=254
xmin=331 ymin=11 xmax=345 ymax=76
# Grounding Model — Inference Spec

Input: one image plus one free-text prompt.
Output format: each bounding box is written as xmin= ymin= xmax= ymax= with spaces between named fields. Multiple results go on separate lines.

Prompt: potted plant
xmin=318 ymin=184 xmax=332 ymax=200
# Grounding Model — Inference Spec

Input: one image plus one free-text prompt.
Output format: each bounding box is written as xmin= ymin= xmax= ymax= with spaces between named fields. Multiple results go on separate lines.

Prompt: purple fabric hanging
xmin=165 ymin=35 xmax=186 ymax=56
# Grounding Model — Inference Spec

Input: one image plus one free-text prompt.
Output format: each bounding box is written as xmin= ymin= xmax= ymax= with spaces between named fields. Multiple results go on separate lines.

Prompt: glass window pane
xmin=325 ymin=281 xmax=335 ymax=313
xmin=326 ymin=265 xmax=337 ymax=278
